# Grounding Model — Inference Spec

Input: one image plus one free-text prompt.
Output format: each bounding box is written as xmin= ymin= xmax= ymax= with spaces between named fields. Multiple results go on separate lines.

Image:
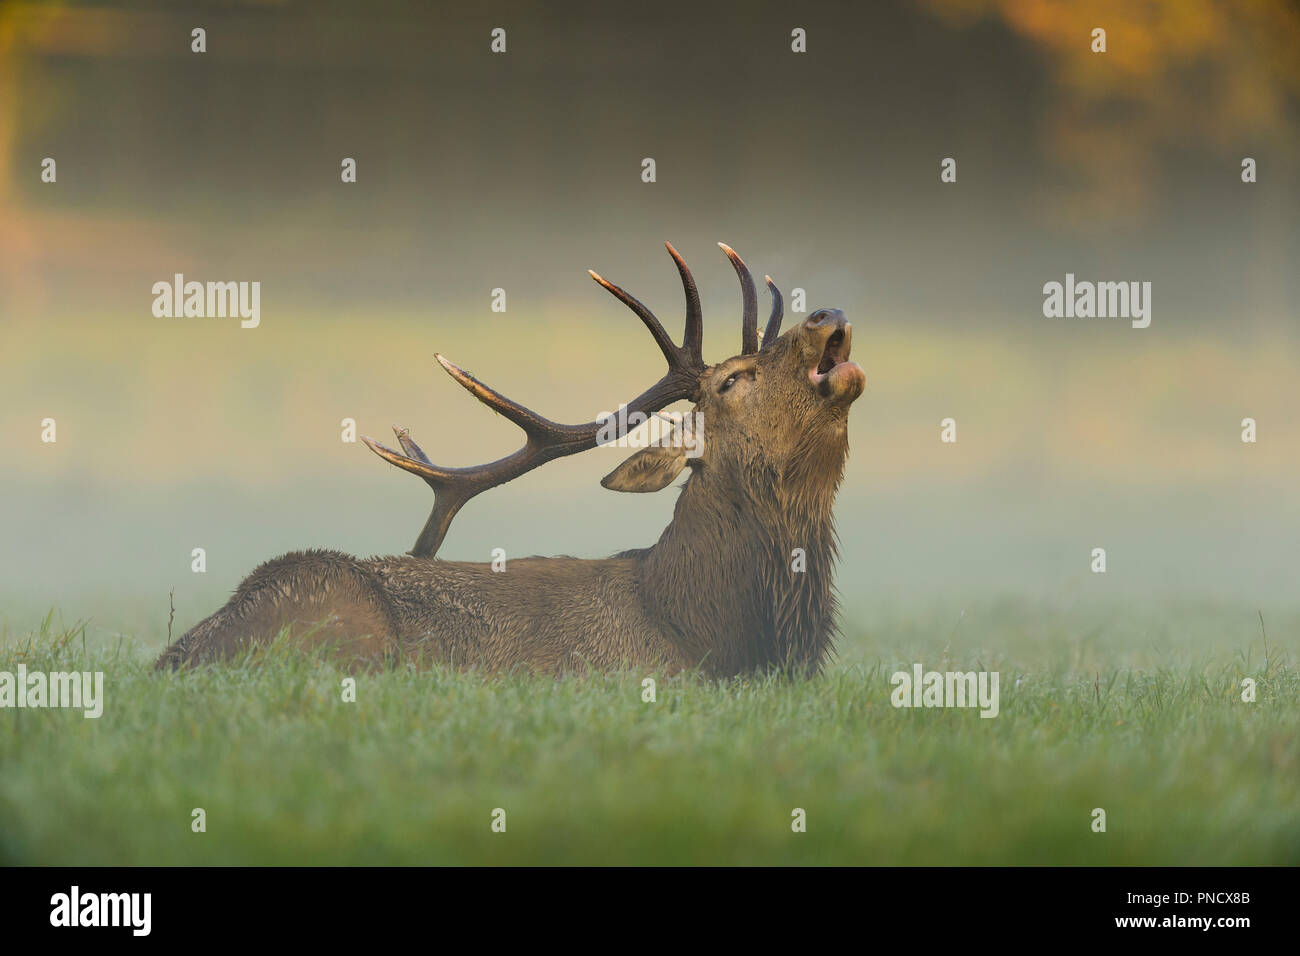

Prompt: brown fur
xmin=156 ymin=310 xmax=864 ymax=677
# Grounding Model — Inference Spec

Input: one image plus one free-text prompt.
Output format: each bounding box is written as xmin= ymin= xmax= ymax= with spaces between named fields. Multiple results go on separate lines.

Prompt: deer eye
xmin=718 ymin=370 xmax=750 ymax=393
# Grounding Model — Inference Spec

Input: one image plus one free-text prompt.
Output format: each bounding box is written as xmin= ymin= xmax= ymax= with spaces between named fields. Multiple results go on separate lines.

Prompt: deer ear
xmin=600 ymin=444 xmax=688 ymax=493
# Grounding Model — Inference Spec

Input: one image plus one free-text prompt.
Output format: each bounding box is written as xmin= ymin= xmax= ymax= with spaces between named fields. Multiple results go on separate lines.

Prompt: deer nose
xmin=805 ymin=308 xmax=847 ymax=330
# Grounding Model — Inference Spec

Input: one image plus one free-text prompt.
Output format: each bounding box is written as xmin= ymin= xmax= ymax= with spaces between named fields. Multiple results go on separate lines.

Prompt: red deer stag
xmin=155 ymin=243 xmax=865 ymax=677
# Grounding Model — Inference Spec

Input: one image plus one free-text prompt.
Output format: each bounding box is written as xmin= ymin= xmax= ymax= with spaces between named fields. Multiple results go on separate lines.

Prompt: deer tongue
xmin=812 ymin=360 xmax=866 ymax=402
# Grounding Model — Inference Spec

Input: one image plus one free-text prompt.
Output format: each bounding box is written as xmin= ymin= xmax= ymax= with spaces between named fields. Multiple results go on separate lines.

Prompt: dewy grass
xmin=1 ymin=601 xmax=1297 ymax=865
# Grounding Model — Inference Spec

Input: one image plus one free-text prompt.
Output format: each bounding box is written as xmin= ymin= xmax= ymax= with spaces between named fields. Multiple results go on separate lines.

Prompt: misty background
xmin=1 ymin=0 xmax=1298 ymax=645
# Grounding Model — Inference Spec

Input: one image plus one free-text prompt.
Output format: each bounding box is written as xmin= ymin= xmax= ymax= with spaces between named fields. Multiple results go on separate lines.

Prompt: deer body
xmin=156 ymin=244 xmax=863 ymax=677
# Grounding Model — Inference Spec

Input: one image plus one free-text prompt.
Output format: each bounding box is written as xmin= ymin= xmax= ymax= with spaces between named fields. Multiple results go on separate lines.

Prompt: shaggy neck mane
xmin=643 ymin=428 xmax=849 ymax=676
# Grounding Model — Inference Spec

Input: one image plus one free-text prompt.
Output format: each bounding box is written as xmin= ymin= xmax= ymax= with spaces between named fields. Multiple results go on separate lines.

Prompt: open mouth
xmin=816 ymin=329 xmax=847 ymax=376
xmin=808 ymin=324 xmax=865 ymax=403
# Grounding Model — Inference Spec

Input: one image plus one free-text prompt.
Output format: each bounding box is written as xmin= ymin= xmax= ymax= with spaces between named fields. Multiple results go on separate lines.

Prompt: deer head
xmin=363 ymin=243 xmax=865 ymax=560
xmin=602 ymin=305 xmax=865 ymax=508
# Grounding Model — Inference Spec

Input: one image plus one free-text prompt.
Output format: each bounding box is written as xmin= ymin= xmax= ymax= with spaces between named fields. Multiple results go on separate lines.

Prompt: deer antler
xmin=718 ymin=242 xmax=784 ymax=353
xmin=366 ymin=242 xmax=779 ymax=558
xmin=762 ymin=274 xmax=784 ymax=349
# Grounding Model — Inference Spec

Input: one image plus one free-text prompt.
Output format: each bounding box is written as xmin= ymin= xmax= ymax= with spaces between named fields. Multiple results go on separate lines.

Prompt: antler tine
xmin=392 ymin=425 xmax=432 ymax=464
xmin=762 ymin=275 xmax=784 ymax=348
xmin=664 ymin=242 xmax=703 ymax=365
xmin=362 ymin=433 xmax=458 ymax=485
xmin=434 ymin=354 xmax=573 ymax=441
xmin=719 ymin=243 xmax=759 ymax=354
xmin=365 ymin=244 xmax=713 ymax=558
xmin=361 ymin=430 xmax=576 ymax=558
xmin=588 ymin=270 xmax=679 ymax=370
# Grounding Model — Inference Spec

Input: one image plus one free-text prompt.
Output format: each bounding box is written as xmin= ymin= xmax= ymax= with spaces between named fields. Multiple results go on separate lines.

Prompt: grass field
xmin=1 ymin=600 xmax=1297 ymax=866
